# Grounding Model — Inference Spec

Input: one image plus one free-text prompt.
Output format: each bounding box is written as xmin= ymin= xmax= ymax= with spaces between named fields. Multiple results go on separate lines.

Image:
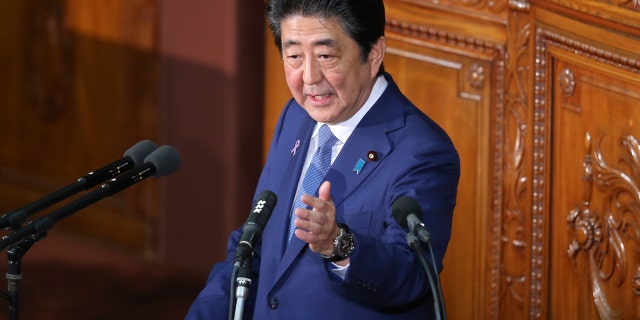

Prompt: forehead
xmin=280 ymin=15 xmax=350 ymax=48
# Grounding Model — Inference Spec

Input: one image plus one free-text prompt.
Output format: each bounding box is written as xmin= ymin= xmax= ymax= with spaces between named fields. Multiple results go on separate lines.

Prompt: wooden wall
xmin=0 ymin=0 xmax=265 ymax=275
xmin=3 ymin=0 xmax=640 ymax=318
xmin=261 ymin=0 xmax=640 ymax=318
xmin=0 ymin=0 xmax=161 ymax=253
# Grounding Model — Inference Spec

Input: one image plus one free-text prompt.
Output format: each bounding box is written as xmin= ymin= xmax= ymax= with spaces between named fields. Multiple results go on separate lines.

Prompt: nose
xmin=302 ymin=59 xmax=322 ymax=85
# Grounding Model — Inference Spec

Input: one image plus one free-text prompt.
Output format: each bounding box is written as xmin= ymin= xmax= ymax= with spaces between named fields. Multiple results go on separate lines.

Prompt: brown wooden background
xmin=0 ymin=0 xmax=265 ymax=277
xmin=1 ymin=0 xmax=640 ymax=319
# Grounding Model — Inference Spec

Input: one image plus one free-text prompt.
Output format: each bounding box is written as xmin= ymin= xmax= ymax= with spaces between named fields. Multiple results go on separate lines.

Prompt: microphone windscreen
xmin=392 ymin=196 xmax=422 ymax=228
xmin=123 ymin=140 xmax=159 ymax=165
xmin=254 ymin=190 xmax=277 ymax=227
xmin=145 ymin=145 xmax=181 ymax=177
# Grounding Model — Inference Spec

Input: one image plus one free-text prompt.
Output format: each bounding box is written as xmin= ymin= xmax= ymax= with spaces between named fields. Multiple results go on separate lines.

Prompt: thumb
xmin=318 ymin=181 xmax=332 ymax=201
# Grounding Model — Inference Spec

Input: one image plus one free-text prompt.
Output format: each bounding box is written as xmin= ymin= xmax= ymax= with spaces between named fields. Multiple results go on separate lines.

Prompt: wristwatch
xmin=320 ymin=223 xmax=355 ymax=262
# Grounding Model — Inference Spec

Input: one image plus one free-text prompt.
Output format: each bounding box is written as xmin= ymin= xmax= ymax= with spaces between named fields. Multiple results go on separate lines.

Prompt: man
xmin=186 ymin=0 xmax=460 ymax=319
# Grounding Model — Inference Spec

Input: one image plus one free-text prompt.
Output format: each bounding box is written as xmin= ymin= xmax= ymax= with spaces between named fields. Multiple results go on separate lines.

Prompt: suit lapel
xmin=325 ymin=124 xmax=391 ymax=211
xmin=269 ymin=115 xmax=316 ymax=262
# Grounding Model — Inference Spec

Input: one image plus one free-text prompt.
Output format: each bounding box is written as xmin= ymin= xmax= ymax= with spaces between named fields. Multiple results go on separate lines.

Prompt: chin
xmin=304 ymin=108 xmax=336 ymax=123
xmin=309 ymin=116 xmax=332 ymax=123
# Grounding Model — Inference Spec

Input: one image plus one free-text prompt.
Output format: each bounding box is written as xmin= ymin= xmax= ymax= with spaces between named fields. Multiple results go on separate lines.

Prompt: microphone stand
xmin=405 ymin=232 xmax=447 ymax=320
xmin=233 ymin=259 xmax=253 ymax=320
xmin=3 ymin=232 xmax=46 ymax=320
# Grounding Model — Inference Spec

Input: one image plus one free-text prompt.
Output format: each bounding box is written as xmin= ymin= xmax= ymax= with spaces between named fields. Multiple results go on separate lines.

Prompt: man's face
xmin=280 ymin=15 xmax=383 ymax=125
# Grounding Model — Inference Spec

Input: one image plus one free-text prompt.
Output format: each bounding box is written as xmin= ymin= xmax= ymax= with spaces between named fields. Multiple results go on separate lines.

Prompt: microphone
xmin=392 ymin=196 xmax=431 ymax=243
xmin=0 ymin=145 xmax=181 ymax=251
xmin=0 ymin=140 xmax=159 ymax=230
xmin=393 ymin=196 xmax=447 ymax=320
xmin=233 ymin=190 xmax=277 ymax=266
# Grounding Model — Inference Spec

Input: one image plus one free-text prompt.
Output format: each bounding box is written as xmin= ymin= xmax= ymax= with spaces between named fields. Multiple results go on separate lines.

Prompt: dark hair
xmin=266 ymin=0 xmax=385 ymax=75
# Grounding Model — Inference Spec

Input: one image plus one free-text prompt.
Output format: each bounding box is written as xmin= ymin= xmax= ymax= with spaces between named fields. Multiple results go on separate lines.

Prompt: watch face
xmin=338 ymin=233 xmax=355 ymax=257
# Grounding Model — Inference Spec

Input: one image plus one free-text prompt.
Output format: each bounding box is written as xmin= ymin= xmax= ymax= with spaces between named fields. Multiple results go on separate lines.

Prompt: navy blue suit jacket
xmin=186 ymin=74 xmax=460 ymax=319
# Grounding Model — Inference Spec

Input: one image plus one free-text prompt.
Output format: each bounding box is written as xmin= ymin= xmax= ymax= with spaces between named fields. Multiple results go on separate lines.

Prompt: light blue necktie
xmin=287 ymin=124 xmax=338 ymax=244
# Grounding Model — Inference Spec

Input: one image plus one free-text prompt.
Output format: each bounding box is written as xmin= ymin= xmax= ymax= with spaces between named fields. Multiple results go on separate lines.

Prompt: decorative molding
xmin=399 ymin=0 xmax=513 ymax=13
xmin=538 ymin=28 xmax=640 ymax=73
xmin=385 ymin=18 xmax=500 ymax=55
xmin=500 ymin=9 xmax=533 ymax=319
xmin=468 ymin=63 xmax=487 ymax=89
xmin=509 ymin=0 xmax=530 ymax=11
xmin=604 ymin=0 xmax=640 ymax=10
xmin=633 ymin=271 xmax=640 ymax=296
xmin=491 ymin=45 xmax=507 ymax=320
xmin=558 ymin=67 xmax=576 ymax=96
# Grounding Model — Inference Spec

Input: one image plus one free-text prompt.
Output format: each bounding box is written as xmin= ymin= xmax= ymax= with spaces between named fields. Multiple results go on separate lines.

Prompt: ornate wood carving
xmin=537 ymin=29 xmax=640 ymax=73
xmin=468 ymin=63 xmax=487 ymax=89
xmin=567 ymin=133 xmax=640 ymax=319
xmin=491 ymin=54 xmax=506 ymax=320
xmin=604 ymin=0 xmax=640 ymax=10
xmin=558 ymin=68 xmax=575 ymax=96
xmin=385 ymin=18 xmax=499 ymax=55
xmin=500 ymin=7 xmax=534 ymax=320
xmin=399 ymin=0 xmax=512 ymax=14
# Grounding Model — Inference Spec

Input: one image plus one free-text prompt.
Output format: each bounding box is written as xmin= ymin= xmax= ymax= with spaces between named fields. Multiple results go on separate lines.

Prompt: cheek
xmin=284 ymin=69 xmax=303 ymax=92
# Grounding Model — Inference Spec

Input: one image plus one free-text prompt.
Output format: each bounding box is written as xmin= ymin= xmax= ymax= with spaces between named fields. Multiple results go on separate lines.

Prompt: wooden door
xmin=534 ymin=4 xmax=640 ymax=318
xmin=547 ymin=36 xmax=640 ymax=320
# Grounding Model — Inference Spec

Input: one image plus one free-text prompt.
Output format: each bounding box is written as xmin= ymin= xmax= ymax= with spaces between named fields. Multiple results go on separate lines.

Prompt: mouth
xmin=308 ymin=94 xmax=331 ymax=104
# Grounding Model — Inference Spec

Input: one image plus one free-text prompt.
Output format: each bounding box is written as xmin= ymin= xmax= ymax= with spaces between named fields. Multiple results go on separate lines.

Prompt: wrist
xmin=320 ymin=227 xmax=341 ymax=256
xmin=320 ymin=223 xmax=355 ymax=262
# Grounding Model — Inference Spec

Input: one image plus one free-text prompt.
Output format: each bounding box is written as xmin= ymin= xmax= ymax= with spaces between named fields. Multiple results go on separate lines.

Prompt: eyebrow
xmin=282 ymin=38 xmax=337 ymax=49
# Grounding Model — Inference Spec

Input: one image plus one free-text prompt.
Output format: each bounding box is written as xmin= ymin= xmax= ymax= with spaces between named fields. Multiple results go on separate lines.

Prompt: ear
xmin=368 ymin=36 xmax=386 ymax=77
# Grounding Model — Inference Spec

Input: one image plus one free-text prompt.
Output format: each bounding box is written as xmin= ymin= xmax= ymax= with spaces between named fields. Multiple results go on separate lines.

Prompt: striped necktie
xmin=287 ymin=124 xmax=338 ymax=244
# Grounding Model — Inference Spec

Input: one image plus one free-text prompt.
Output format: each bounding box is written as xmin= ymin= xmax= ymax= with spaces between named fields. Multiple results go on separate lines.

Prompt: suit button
xmin=269 ymin=298 xmax=279 ymax=309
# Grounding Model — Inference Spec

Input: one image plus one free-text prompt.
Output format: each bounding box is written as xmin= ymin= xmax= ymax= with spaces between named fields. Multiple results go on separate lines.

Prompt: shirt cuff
xmin=329 ymin=262 xmax=350 ymax=280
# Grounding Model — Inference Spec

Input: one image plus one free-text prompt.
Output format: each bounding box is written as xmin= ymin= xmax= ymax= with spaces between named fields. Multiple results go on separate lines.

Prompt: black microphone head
xmin=253 ymin=190 xmax=277 ymax=227
xmin=145 ymin=145 xmax=181 ymax=177
xmin=123 ymin=140 xmax=159 ymax=165
xmin=392 ymin=196 xmax=422 ymax=228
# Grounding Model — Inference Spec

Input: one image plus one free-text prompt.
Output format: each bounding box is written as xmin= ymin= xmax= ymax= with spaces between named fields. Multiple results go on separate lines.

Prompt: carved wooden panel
xmin=0 ymin=1 xmax=159 ymax=254
xmin=540 ymin=26 xmax=640 ymax=319
xmin=498 ymin=6 xmax=540 ymax=320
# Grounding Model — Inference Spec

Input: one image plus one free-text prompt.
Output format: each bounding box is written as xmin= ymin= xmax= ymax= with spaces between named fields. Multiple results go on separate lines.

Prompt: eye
xmin=317 ymin=53 xmax=337 ymax=67
xmin=284 ymin=53 xmax=303 ymax=67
